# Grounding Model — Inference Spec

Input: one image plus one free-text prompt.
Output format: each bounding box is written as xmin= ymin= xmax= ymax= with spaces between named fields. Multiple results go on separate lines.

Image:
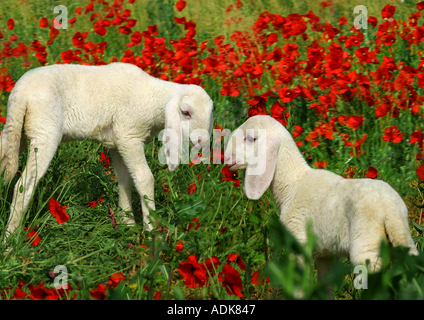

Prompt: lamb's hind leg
xmin=349 ymin=218 xmax=386 ymax=273
xmin=5 ymin=135 xmax=60 ymax=243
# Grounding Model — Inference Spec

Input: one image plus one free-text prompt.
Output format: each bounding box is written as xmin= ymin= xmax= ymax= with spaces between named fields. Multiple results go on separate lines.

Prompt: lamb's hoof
xmin=121 ymin=217 xmax=136 ymax=226
xmin=144 ymin=223 xmax=154 ymax=232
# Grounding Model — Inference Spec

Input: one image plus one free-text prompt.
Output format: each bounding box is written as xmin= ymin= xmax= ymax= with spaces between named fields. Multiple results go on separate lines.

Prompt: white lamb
xmin=0 ymin=62 xmax=213 ymax=241
xmin=224 ymin=115 xmax=418 ymax=279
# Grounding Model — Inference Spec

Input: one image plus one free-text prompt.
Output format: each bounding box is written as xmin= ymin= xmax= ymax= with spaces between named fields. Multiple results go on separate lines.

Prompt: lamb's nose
xmin=224 ymin=155 xmax=230 ymax=163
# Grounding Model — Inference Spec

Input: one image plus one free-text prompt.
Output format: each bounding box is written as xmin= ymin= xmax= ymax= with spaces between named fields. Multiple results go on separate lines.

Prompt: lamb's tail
xmin=0 ymin=91 xmax=27 ymax=184
xmin=384 ymin=207 xmax=419 ymax=256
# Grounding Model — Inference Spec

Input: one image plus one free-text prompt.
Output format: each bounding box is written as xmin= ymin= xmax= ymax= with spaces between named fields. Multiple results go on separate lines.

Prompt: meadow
xmin=0 ymin=0 xmax=424 ymax=300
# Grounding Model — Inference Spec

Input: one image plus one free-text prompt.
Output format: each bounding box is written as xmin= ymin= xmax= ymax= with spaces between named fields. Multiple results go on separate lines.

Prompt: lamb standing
xmin=1 ymin=62 xmax=213 ymax=242
xmin=224 ymin=115 xmax=418 ymax=279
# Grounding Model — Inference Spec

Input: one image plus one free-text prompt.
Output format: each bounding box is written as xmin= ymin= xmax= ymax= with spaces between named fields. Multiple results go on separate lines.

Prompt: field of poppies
xmin=1 ymin=0 xmax=424 ymax=300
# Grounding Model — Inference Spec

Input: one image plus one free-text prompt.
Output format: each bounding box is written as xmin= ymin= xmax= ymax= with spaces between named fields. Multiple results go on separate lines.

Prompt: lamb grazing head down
xmin=0 ymin=62 xmax=214 ymax=246
xmin=224 ymin=115 xmax=418 ymax=282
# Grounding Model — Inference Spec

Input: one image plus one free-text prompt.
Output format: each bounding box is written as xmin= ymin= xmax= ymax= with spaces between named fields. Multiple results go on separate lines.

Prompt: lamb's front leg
xmin=116 ymin=140 xmax=155 ymax=231
xmin=109 ymin=148 xmax=135 ymax=225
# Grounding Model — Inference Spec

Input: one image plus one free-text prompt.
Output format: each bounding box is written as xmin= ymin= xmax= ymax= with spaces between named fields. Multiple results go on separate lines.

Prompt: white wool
xmin=0 ymin=63 xmax=213 ymax=239
xmin=224 ymin=115 xmax=418 ymax=279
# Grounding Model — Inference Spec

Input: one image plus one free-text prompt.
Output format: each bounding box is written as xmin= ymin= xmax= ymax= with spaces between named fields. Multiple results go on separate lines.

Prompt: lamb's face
xmin=179 ymin=86 xmax=214 ymax=149
xmin=224 ymin=116 xmax=273 ymax=172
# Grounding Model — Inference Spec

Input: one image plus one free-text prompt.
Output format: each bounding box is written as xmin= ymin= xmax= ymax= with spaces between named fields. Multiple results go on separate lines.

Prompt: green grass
xmin=0 ymin=0 xmax=424 ymax=300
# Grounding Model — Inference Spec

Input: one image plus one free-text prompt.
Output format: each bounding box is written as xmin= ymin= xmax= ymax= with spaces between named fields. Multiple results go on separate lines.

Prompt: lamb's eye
xmin=182 ymin=110 xmax=190 ymax=117
xmin=247 ymin=136 xmax=256 ymax=143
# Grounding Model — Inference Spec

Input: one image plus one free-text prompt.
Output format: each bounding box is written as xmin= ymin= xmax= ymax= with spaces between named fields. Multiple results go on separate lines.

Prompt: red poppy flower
xmin=267 ymin=32 xmax=278 ymax=46
xmin=346 ymin=115 xmax=364 ymax=129
xmin=7 ymin=19 xmax=14 ymax=30
xmin=410 ymin=131 xmax=423 ymax=148
xmin=163 ymin=183 xmax=170 ymax=193
xmin=222 ymin=165 xmax=240 ymax=187
xmin=204 ymin=256 xmax=222 ymax=273
xmin=339 ymin=17 xmax=348 ymax=26
xmin=175 ymin=242 xmax=184 ymax=251
xmin=354 ymin=47 xmax=379 ymax=64
xmin=278 ymin=88 xmax=298 ymax=103
xmin=85 ymin=1 xmax=94 ymax=14
xmin=251 ymin=271 xmax=270 ymax=285
xmin=24 ymin=227 xmax=40 ymax=246
xmin=72 ymin=31 xmax=88 ymax=48
xmin=365 ymin=167 xmax=378 ymax=179
xmin=175 ymin=0 xmax=186 ymax=11
xmin=270 ymin=101 xmax=290 ymax=126
xmin=48 ymin=197 xmax=69 ymax=224
xmin=218 ymin=226 xmax=228 ymax=233
xmin=226 ymin=253 xmax=246 ymax=271
xmin=368 ymin=16 xmax=378 ymax=26
xmin=154 ymin=291 xmax=161 ymax=300
xmin=99 ymin=151 xmax=110 ymax=168
xmin=247 ymin=96 xmax=269 ymax=119
xmin=178 ymin=255 xmax=208 ymax=289
xmin=292 ymin=126 xmax=303 ymax=139
xmin=312 ymin=160 xmax=328 ymax=169
xmin=28 ymin=281 xmax=74 ymax=300
xmin=188 ymin=217 xmax=201 ymax=231
xmin=381 ymin=4 xmax=396 ymax=19
xmin=88 ymin=201 xmax=97 ymax=208
xmin=90 ymin=283 xmax=107 ymax=300
xmin=418 ymin=2 xmax=424 ymax=11
xmin=375 ymin=104 xmax=390 ymax=118
xmin=220 ymin=265 xmax=243 ymax=297
xmin=417 ymin=164 xmax=424 ymax=180
xmin=43 ymin=287 xmax=60 ymax=300
xmin=29 ymin=281 xmax=45 ymax=300
xmin=350 ymin=134 xmax=367 ymax=157
xmin=9 ymin=280 xmax=27 ymax=300
xmin=343 ymin=166 xmax=357 ymax=179
xmin=383 ymin=126 xmax=404 ymax=143
xmin=108 ymin=273 xmax=125 ymax=288
xmin=39 ymin=17 xmax=48 ymax=29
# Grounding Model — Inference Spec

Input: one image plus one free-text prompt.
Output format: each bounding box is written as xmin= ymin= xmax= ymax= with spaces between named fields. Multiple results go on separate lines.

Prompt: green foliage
xmin=173 ymin=194 xmax=206 ymax=225
xmin=1 ymin=0 xmax=424 ymax=300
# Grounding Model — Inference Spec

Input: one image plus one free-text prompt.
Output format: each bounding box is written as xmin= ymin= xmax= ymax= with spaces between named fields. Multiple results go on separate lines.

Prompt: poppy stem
xmin=64 ymin=246 xmax=113 ymax=266
xmin=166 ymin=266 xmax=173 ymax=300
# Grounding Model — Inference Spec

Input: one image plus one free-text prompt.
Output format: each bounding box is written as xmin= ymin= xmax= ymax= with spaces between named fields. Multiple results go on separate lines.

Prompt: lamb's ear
xmin=243 ymin=134 xmax=279 ymax=200
xmin=164 ymin=89 xmax=183 ymax=171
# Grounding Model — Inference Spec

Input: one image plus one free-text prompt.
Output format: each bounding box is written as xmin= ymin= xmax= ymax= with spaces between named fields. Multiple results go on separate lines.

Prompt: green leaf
xmin=412 ymin=201 xmax=424 ymax=209
xmin=174 ymin=194 xmax=206 ymax=224
xmin=173 ymin=285 xmax=184 ymax=300
xmin=108 ymin=281 xmax=133 ymax=300
xmin=411 ymin=220 xmax=423 ymax=235
xmin=248 ymin=214 xmax=259 ymax=224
